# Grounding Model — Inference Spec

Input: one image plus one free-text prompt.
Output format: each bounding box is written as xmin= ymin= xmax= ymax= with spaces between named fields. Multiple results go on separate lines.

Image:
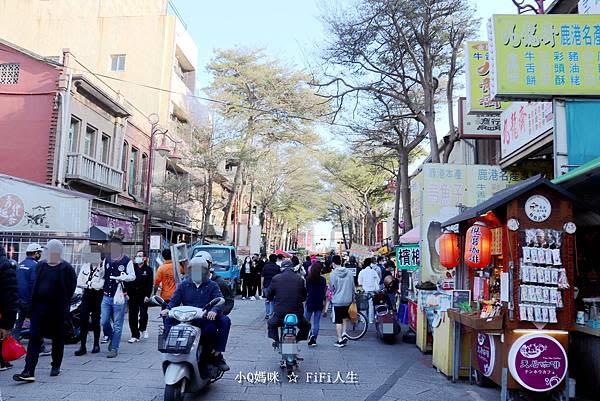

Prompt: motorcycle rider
xmin=161 ymin=256 xmax=230 ymax=373
xmin=266 ymin=260 xmax=311 ymax=346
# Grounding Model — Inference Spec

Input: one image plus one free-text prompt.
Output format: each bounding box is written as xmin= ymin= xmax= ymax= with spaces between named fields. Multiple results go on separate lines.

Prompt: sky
xmin=174 ymin=0 xmax=516 ymax=87
xmin=173 ymin=0 xmax=518 ymax=147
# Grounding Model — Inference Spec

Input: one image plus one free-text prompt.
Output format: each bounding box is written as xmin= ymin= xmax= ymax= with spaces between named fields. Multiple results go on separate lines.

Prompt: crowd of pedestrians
xmin=0 ymin=239 xmax=398 ymax=384
xmin=0 ymin=237 xmax=196 ymax=383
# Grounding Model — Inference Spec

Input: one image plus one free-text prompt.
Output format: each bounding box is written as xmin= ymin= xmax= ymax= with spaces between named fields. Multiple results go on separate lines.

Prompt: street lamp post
xmin=143 ymin=113 xmax=178 ymax=251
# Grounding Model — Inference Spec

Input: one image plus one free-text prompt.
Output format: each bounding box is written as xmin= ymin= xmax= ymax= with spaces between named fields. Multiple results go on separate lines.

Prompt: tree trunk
xmin=201 ymin=174 xmax=214 ymax=241
xmin=246 ymin=180 xmax=254 ymax=247
xmin=221 ymin=162 xmax=242 ymax=242
xmin=399 ymin=149 xmax=413 ymax=232
xmin=392 ymin=161 xmax=402 ymax=245
xmin=259 ymin=208 xmax=267 ymax=254
xmin=337 ymin=208 xmax=349 ymax=250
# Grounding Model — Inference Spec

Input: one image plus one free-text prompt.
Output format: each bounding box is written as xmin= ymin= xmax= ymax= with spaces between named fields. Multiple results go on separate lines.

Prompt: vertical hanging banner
xmin=489 ymin=14 xmax=600 ymax=98
xmin=465 ymin=41 xmax=509 ymax=113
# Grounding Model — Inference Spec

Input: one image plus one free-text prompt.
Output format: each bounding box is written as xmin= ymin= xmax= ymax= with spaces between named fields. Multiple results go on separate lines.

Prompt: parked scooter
xmin=18 ymin=291 xmax=82 ymax=344
xmin=150 ymin=295 xmax=226 ymax=401
xmin=372 ymin=283 xmax=401 ymax=344
xmin=273 ymin=314 xmax=302 ymax=376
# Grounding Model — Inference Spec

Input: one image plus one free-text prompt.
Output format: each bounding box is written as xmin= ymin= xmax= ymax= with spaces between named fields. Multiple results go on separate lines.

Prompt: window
xmin=141 ymin=153 xmax=148 ymax=199
xmin=99 ymin=134 xmax=110 ymax=164
xmin=83 ymin=125 xmax=97 ymax=157
xmin=110 ymin=54 xmax=126 ymax=72
xmin=128 ymin=147 xmax=139 ymax=195
xmin=68 ymin=118 xmax=80 ymax=152
xmin=121 ymin=142 xmax=129 ymax=191
xmin=0 ymin=63 xmax=20 ymax=84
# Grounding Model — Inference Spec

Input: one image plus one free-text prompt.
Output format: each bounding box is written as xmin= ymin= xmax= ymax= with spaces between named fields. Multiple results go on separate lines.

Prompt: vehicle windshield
xmin=192 ymin=247 xmax=230 ymax=270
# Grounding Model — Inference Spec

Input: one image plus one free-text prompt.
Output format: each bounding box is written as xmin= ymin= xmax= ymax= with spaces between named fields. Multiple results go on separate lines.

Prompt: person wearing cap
xmin=14 ymin=239 xmax=76 ymax=382
xmin=161 ymin=255 xmax=229 ymax=373
xmin=266 ymin=259 xmax=311 ymax=345
xmin=13 ymin=244 xmax=43 ymax=342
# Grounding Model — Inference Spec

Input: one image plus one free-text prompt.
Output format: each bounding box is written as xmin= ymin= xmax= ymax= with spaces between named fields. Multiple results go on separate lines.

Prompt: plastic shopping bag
xmin=1 ymin=336 xmax=26 ymax=362
xmin=114 ymin=283 xmax=125 ymax=305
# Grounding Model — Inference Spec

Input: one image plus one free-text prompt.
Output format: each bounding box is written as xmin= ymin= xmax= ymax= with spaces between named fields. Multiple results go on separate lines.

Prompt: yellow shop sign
xmin=489 ymin=14 xmax=600 ymax=98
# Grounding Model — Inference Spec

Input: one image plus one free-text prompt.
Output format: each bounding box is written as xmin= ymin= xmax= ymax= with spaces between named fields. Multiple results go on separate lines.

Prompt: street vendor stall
xmin=442 ymin=175 xmax=590 ymax=401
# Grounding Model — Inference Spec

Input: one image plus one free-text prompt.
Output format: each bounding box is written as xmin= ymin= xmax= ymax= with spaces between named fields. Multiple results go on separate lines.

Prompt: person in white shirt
xmin=357 ymin=258 xmax=380 ymax=324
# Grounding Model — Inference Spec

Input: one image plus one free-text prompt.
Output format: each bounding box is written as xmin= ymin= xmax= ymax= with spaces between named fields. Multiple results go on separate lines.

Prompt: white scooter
xmin=150 ymin=295 xmax=226 ymax=401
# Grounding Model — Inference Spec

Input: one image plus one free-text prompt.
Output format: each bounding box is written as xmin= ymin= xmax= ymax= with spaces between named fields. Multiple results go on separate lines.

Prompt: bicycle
xmin=344 ymin=292 xmax=369 ymax=340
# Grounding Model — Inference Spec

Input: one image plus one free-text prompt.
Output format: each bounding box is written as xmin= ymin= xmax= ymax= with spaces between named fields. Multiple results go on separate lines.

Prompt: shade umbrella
xmin=274 ymin=249 xmax=291 ymax=258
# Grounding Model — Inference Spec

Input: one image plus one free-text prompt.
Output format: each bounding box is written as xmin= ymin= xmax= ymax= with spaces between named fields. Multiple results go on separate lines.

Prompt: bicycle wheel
xmin=345 ymin=311 xmax=368 ymax=340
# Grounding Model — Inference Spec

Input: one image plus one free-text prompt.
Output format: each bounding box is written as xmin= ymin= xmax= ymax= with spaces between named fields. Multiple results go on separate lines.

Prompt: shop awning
xmin=441 ymin=175 xmax=584 ymax=228
xmin=399 ymin=225 xmax=420 ymax=244
xmin=151 ymin=222 xmax=193 ymax=235
xmin=552 ymin=155 xmax=600 ymax=187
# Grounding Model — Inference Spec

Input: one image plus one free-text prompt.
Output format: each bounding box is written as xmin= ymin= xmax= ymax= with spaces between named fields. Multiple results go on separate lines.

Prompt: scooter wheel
xmin=164 ymin=380 xmax=185 ymax=401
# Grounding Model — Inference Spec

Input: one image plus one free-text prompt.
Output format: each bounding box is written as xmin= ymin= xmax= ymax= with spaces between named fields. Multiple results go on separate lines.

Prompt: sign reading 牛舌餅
xmin=465 ymin=41 xmax=509 ymax=113
xmin=489 ymin=14 xmax=600 ymax=98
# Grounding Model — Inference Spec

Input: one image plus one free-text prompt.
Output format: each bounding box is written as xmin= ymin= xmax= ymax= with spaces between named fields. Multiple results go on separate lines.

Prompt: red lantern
xmin=439 ymin=231 xmax=460 ymax=269
xmin=464 ymin=222 xmax=492 ymax=269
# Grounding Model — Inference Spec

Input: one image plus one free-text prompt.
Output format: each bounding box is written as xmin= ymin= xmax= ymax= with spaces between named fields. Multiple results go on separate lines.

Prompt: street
xmin=0 ymin=298 xmax=500 ymax=401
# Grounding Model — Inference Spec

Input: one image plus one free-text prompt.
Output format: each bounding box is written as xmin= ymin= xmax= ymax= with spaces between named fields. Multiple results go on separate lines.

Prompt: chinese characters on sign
xmin=489 ymin=14 xmax=600 ymax=97
xmin=396 ymin=244 xmax=420 ymax=271
xmin=467 ymin=225 xmax=482 ymax=265
xmin=459 ymin=97 xmax=501 ymax=139
xmin=476 ymin=333 xmax=496 ymax=377
xmin=500 ymin=101 xmax=553 ymax=160
xmin=465 ymin=41 xmax=509 ymax=113
xmin=508 ymin=334 xmax=568 ymax=392
xmin=234 ymin=371 xmax=359 ymax=385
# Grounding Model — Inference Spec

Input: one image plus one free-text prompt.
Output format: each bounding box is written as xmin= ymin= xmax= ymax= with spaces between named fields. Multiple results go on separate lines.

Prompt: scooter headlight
xmin=171 ymin=310 xmax=198 ymax=322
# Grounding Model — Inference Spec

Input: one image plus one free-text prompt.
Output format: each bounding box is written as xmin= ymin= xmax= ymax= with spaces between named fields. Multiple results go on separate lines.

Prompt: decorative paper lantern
xmin=464 ymin=222 xmax=492 ymax=269
xmin=439 ymin=231 xmax=460 ymax=269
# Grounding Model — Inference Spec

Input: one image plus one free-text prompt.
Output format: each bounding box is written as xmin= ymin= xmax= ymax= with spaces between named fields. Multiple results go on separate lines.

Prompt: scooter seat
xmin=283 ymin=314 xmax=298 ymax=326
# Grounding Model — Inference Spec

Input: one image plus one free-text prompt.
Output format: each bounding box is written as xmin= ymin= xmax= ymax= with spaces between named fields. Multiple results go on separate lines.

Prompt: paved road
xmin=0 ymin=298 xmax=500 ymax=401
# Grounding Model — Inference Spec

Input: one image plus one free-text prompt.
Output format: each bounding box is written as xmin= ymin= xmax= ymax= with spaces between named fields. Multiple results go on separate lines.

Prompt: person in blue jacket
xmin=13 ymin=243 xmax=47 ymax=359
xmin=161 ymin=256 xmax=229 ymax=373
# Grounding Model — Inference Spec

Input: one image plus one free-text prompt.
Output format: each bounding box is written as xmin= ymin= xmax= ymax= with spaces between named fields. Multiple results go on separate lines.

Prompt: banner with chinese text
xmin=459 ymin=97 xmax=501 ymax=138
xmin=500 ymin=101 xmax=553 ymax=160
xmin=489 ymin=14 xmax=600 ymax=98
xmin=465 ymin=41 xmax=508 ymax=113
xmin=396 ymin=244 xmax=420 ymax=271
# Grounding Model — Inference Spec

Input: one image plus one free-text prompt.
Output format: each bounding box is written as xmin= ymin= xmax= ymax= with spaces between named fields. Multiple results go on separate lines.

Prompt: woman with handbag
xmin=74 ymin=259 xmax=105 ymax=356
xmin=0 ymin=246 xmax=18 ymax=371
xmin=305 ymin=261 xmax=326 ymax=347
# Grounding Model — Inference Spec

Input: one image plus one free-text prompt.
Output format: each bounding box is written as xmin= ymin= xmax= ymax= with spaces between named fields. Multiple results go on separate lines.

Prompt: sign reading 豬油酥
xmin=465 ymin=41 xmax=509 ymax=113
xmin=580 ymin=0 xmax=600 ymax=14
xmin=508 ymin=333 xmax=568 ymax=392
xmin=489 ymin=14 xmax=600 ymax=98
xmin=459 ymin=97 xmax=501 ymax=138
xmin=0 ymin=174 xmax=91 ymax=234
xmin=500 ymin=101 xmax=553 ymax=161
xmin=396 ymin=244 xmax=420 ymax=271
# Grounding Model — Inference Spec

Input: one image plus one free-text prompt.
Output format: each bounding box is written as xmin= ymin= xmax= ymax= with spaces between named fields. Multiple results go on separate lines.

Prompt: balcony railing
xmin=65 ymin=153 xmax=123 ymax=193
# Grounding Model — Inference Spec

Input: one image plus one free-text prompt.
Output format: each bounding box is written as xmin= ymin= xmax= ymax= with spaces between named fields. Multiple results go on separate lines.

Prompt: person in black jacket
xmin=14 ymin=239 xmax=76 ymax=382
xmin=125 ymin=250 xmax=153 ymax=343
xmin=0 ymin=247 xmax=18 ymax=371
xmin=261 ymin=254 xmax=280 ymax=319
xmin=266 ymin=260 xmax=311 ymax=345
xmin=253 ymin=254 xmax=265 ymax=299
